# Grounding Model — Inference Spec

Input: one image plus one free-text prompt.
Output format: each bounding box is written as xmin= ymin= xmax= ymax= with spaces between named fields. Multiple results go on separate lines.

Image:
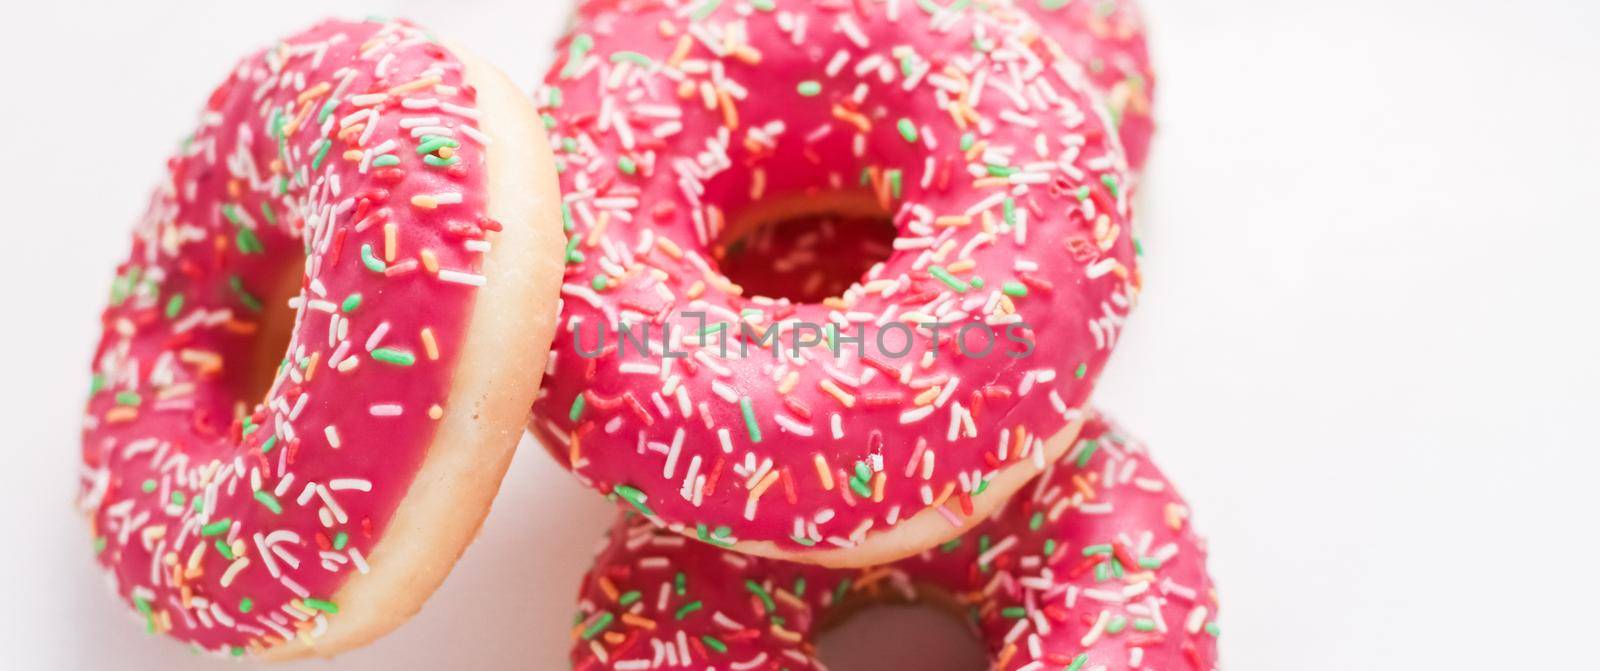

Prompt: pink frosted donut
xmin=79 ymin=18 xmax=564 ymax=657
xmin=569 ymin=412 xmax=1219 ymax=670
xmin=530 ymin=0 xmax=1142 ymax=566
xmin=1027 ymin=0 xmax=1156 ymax=171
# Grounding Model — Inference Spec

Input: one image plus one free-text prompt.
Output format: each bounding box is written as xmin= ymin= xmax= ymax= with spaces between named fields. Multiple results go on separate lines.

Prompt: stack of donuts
xmin=78 ymin=1 xmax=1215 ymax=668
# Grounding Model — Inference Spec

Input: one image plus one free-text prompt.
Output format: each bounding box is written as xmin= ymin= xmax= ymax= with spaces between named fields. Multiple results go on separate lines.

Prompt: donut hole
xmin=816 ymin=604 xmax=985 ymax=670
xmin=713 ymin=192 xmax=896 ymax=304
xmin=228 ymin=264 xmax=302 ymax=412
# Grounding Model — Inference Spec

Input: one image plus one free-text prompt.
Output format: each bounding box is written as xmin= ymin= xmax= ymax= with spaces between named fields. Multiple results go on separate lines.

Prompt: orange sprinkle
xmin=621 ymin=613 xmax=658 ymax=630
xmin=778 ymin=371 xmax=800 ymax=395
xmin=420 ymin=327 xmax=439 ymax=360
xmin=814 ymin=454 xmax=835 ymax=491
xmin=830 ymin=104 xmax=872 ymax=133
xmin=383 ymin=223 xmax=398 ymax=262
xmin=387 ymin=75 xmax=441 ymax=97
xmin=598 ymin=576 xmax=620 ymax=602
xmin=585 ymin=212 xmax=610 ymax=248
xmin=295 ymin=81 xmax=331 ymax=105
xmin=717 ymin=88 xmax=739 ymax=129
xmin=420 ymin=248 xmax=440 ymax=273
xmin=914 ymin=386 xmax=941 ymax=406
xmin=667 ymin=36 xmax=691 ymax=67
xmin=819 ymin=379 xmax=856 ymax=408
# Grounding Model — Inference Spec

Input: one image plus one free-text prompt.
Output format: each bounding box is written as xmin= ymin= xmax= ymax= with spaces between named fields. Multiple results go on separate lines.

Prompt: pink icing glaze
xmin=1026 ymin=0 xmax=1156 ymax=172
xmin=570 ymin=412 xmax=1219 ymax=670
xmin=79 ymin=18 xmax=502 ymax=655
xmin=531 ymin=0 xmax=1141 ymax=555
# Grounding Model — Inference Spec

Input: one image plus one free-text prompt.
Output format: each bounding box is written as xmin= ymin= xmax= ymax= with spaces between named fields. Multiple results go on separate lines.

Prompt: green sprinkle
xmin=1107 ymin=615 xmax=1128 ymax=634
xmin=564 ymin=236 xmax=585 ymax=264
xmin=259 ymin=202 xmax=277 ymax=227
xmin=415 ymin=136 xmax=460 ymax=155
xmin=751 ymin=0 xmax=775 ymax=11
xmin=569 ymin=394 xmax=587 ymax=422
xmin=897 ymin=118 xmax=919 ymax=143
xmin=887 ymin=169 xmax=903 ymax=200
xmin=238 ymin=598 xmax=253 ymax=613
xmin=317 ymin=97 xmax=340 ymax=124
xmin=170 ymin=491 xmax=185 ymax=506
xmin=1102 ymin=173 xmax=1121 ymax=199
xmin=1083 ymin=543 xmax=1112 ymax=556
xmin=1041 ymin=0 xmax=1071 ymax=9
xmin=1002 ymin=281 xmax=1028 ymax=297
xmin=1075 ymin=439 xmax=1100 ymax=468
xmin=1066 ymin=653 xmax=1089 ymax=671
xmin=617 ymin=156 xmax=637 ymax=175
xmin=311 ymin=140 xmax=331 ymax=171
xmin=797 ymin=80 xmax=822 ymax=96
xmin=221 ymin=203 xmax=245 ymax=226
xmin=794 ymin=577 xmax=807 ymax=597
xmin=235 ymin=228 xmax=263 ymax=254
xmin=918 ymin=0 xmax=972 ymax=14
xmin=1001 ymin=606 xmax=1027 ymax=618
xmin=360 ymin=244 xmax=387 ymax=272
xmin=700 ymin=634 xmax=728 ymax=654
xmin=1029 ymin=511 xmax=1045 ymax=531
xmin=423 ymin=154 xmax=460 ymax=168
xmin=674 ymin=601 xmax=703 ymax=620
xmin=1043 ymin=539 xmax=1057 ymax=556
xmin=260 ymin=435 xmax=277 ymax=454
xmin=739 ymin=398 xmax=762 ymax=443
xmin=341 ymin=294 xmax=362 ymax=312
xmin=581 ymin=612 xmax=613 ymax=639
xmin=591 ymin=275 xmax=608 ymax=291
xmin=986 ymin=163 xmax=1017 ymax=177
xmin=561 ymin=201 xmax=575 ymax=231
xmin=1139 ymin=556 xmax=1162 ymax=569
xmin=1075 ymin=362 xmax=1088 ymax=379
xmin=960 ymin=132 xmax=975 ymax=151
xmin=690 ymin=0 xmax=724 ymax=21
xmin=939 ymin=538 xmax=963 ymax=553
xmin=613 ymin=484 xmax=655 ymax=516
xmin=200 ymin=519 xmax=232 ymax=536
xmin=790 ymin=535 xmax=817 ymax=546
xmin=114 ymin=391 xmax=141 ymax=406
xmin=303 ymin=598 xmax=339 ymax=614
xmin=253 ymin=490 xmax=283 ymax=514
xmin=1206 ymin=622 xmax=1222 ymax=637
xmin=609 ymin=51 xmax=652 ymax=66
xmin=929 ymin=266 xmax=970 ymax=292
xmin=675 ymin=572 xmax=687 ymax=595
xmin=214 ymin=539 xmax=235 ymax=560
xmin=333 ymin=531 xmax=349 ymax=551
xmin=372 ymin=348 xmax=416 ymax=366
xmin=228 ymin=275 xmax=262 ymax=312
xmin=744 ymin=579 xmax=775 ymax=613
xmin=141 ymin=479 xmax=157 ymax=493
xmin=618 ymin=590 xmax=642 ymax=606
xmin=849 ymin=473 xmax=872 ymax=498
xmin=561 ymin=34 xmax=594 ymax=79
xmin=164 ymin=293 xmax=184 ymax=319
xmin=1133 ymin=618 xmax=1157 ymax=632
xmin=372 ymin=154 xmax=401 ymax=168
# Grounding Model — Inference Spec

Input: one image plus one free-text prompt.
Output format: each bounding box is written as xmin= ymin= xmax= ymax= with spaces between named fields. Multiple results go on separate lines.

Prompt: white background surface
xmin=3 ymin=0 xmax=1597 ymax=668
